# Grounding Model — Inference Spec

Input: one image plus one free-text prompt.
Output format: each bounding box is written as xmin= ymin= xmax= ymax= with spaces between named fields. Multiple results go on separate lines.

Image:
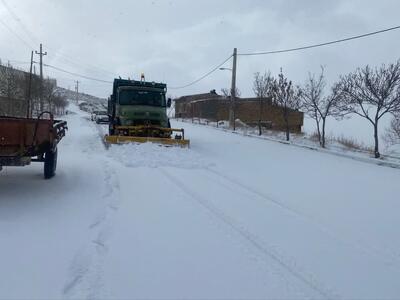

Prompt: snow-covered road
xmin=1 ymin=107 xmax=400 ymax=299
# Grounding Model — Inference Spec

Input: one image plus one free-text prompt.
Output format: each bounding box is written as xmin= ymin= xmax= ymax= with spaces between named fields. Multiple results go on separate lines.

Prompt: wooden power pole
xmin=35 ymin=43 xmax=47 ymax=112
xmin=229 ymin=48 xmax=237 ymax=130
xmin=27 ymin=50 xmax=34 ymax=118
xmin=75 ymin=80 xmax=80 ymax=104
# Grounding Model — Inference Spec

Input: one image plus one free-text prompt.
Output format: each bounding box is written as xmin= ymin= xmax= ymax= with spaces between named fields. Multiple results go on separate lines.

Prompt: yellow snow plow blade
xmin=105 ymin=135 xmax=190 ymax=147
xmin=104 ymin=126 xmax=190 ymax=147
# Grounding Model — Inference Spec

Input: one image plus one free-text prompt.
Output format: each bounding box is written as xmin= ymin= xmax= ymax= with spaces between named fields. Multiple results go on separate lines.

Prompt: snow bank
xmin=107 ymin=142 xmax=215 ymax=169
xmin=387 ymin=144 xmax=400 ymax=156
xmin=178 ymin=118 xmax=400 ymax=169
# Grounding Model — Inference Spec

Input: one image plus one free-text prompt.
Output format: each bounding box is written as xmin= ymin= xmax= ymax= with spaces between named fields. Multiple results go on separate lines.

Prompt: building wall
xmin=0 ymin=96 xmax=28 ymax=117
xmin=175 ymin=98 xmax=304 ymax=133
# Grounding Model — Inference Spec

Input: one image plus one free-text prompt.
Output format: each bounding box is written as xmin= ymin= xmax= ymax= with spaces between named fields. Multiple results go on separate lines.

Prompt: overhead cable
xmin=239 ymin=25 xmax=400 ymax=56
xmin=169 ymin=54 xmax=233 ymax=89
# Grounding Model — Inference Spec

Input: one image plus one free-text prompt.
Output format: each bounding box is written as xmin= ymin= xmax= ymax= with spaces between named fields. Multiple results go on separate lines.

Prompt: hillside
xmin=56 ymin=86 xmax=107 ymax=112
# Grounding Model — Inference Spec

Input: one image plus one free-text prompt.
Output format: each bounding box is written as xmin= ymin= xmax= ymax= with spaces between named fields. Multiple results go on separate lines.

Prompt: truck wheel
xmin=109 ymin=124 xmax=115 ymax=135
xmin=44 ymin=147 xmax=58 ymax=179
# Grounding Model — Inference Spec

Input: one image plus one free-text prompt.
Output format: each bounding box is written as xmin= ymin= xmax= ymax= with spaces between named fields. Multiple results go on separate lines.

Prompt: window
xmin=118 ymin=90 xmax=166 ymax=107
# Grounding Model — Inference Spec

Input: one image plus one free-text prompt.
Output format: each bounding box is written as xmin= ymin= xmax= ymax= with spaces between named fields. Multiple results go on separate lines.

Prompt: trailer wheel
xmin=44 ymin=147 xmax=58 ymax=179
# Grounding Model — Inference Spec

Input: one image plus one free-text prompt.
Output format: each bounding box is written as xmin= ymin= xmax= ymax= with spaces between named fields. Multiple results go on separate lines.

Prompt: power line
xmin=2 ymin=54 xmax=114 ymax=84
xmin=0 ymin=58 xmax=32 ymax=75
xmin=0 ymin=0 xmax=39 ymax=46
xmin=0 ymin=0 xmax=118 ymax=78
xmin=43 ymin=63 xmax=113 ymax=84
xmin=49 ymin=51 xmax=119 ymax=77
xmin=239 ymin=25 xmax=400 ymax=56
xmin=0 ymin=18 xmax=34 ymax=49
xmin=3 ymin=24 xmax=400 ymax=91
xmin=1 ymin=1 xmax=220 ymax=90
xmin=5 ymin=59 xmax=31 ymax=65
xmin=169 ymin=25 xmax=400 ymax=90
xmin=169 ymin=54 xmax=233 ymax=90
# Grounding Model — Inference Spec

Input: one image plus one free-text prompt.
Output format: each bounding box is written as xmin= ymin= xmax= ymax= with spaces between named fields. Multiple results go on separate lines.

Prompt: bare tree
xmin=221 ymin=87 xmax=241 ymax=98
xmin=0 ymin=61 xmax=68 ymax=117
xmin=0 ymin=61 xmax=27 ymax=116
xmin=31 ymin=76 xmax=43 ymax=116
xmin=42 ymin=79 xmax=57 ymax=112
xmin=253 ymin=71 xmax=274 ymax=98
xmin=384 ymin=112 xmax=400 ymax=145
xmin=0 ymin=62 xmax=24 ymax=100
xmin=52 ymin=94 xmax=68 ymax=115
xmin=41 ymin=79 xmax=69 ymax=116
xmin=253 ymin=71 xmax=274 ymax=135
xmin=337 ymin=61 xmax=400 ymax=158
xmin=272 ymin=69 xmax=302 ymax=141
xmin=300 ymin=67 xmax=344 ymax=148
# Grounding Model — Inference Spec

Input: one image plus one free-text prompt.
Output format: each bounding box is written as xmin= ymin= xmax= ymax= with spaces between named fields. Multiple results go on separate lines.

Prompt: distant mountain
xmin=56 ymin=87 xmax=106 ymax=104
xmin=56 ymin=87 xmax=107 ymax=112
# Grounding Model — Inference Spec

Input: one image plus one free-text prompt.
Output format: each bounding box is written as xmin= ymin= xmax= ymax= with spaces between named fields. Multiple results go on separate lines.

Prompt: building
xmin=175 ymin=91 xmax=304 ymax=133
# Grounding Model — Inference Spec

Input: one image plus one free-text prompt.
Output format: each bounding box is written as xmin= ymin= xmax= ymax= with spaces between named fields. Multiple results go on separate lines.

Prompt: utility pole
xmin=27 ymin=51 xmax=34 ymax=118
xmin=35 ymin=44 xmax=47 ymax=81
xmin=229 ymin=48 xmax=237 ymax=130
xmin=75 ymin=80 xmax=80 ymax=104
xmin=35 ymin=43 xmax=47 ymax=112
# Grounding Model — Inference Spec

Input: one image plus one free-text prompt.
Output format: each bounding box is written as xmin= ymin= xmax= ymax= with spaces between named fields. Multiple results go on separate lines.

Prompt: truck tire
xmin=109 ymin=124 xmax=115 ymax=135
xmin=44 ymin=147 xmax=58 ymax=179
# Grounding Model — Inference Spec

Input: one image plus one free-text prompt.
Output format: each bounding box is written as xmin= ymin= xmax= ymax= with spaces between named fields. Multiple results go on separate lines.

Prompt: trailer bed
xmin=0 ymin=114 xmax=67 ymax=178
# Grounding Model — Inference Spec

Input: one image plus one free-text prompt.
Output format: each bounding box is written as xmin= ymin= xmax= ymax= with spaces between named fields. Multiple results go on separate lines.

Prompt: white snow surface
xmin=1 ymin=105 xmax=400 ymax=300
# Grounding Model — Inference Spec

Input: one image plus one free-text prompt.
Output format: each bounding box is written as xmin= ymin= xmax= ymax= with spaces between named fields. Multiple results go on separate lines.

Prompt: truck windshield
xmin=118 ymin=90 xmax=166 ymax=107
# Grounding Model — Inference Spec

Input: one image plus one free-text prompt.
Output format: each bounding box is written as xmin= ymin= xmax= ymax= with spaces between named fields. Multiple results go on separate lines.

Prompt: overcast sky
xmin=1 ymin=0 xmax=400 ymax=100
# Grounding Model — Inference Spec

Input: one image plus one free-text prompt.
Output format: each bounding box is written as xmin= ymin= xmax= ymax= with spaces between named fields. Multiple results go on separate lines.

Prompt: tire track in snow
xmin=63 ymin=161 xmax=120 ymax=299
xmin=159 ymin=168 xmax=339 ymax=300
xmin=62 ymin=248 xmax=92 ymax=296
xmin=204 ymin=167 xmax=400 ymax=268
xmin=62 ymin=116 xmax=121 ymax=300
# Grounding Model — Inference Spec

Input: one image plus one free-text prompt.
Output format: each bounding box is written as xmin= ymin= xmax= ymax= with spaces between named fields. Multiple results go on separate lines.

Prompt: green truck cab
xmin=106 ymin=78 xmax=189 ymax=146
xmin=108 ymin=78 xmax=172 ymax=136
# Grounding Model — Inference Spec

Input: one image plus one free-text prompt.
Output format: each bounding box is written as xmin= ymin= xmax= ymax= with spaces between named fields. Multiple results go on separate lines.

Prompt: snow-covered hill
xmin=1 ymin=105 xmax=399 ymax=299
xmin=56 ymin=87 xmax=106 ymax=104
xmin=57 ymin=87 xmax=107 ymax=113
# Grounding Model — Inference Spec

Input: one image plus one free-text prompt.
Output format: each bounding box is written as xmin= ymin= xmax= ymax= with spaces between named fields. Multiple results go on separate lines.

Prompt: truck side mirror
xmin=167 ymin=98 xmax=172 ymax=108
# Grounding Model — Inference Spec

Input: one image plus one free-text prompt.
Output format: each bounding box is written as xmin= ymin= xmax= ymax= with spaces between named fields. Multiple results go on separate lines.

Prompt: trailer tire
xmin=44 ymin=147 xmax=58 ymax=179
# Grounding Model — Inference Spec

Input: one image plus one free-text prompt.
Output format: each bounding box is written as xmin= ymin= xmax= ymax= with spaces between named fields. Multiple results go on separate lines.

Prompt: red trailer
xmin=0 ymin=112 xmax=67 ymax=179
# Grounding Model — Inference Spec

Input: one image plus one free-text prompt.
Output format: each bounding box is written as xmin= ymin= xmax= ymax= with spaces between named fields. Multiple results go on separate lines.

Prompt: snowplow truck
xmin=105 ymin=78 xmax=189 ymax=147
